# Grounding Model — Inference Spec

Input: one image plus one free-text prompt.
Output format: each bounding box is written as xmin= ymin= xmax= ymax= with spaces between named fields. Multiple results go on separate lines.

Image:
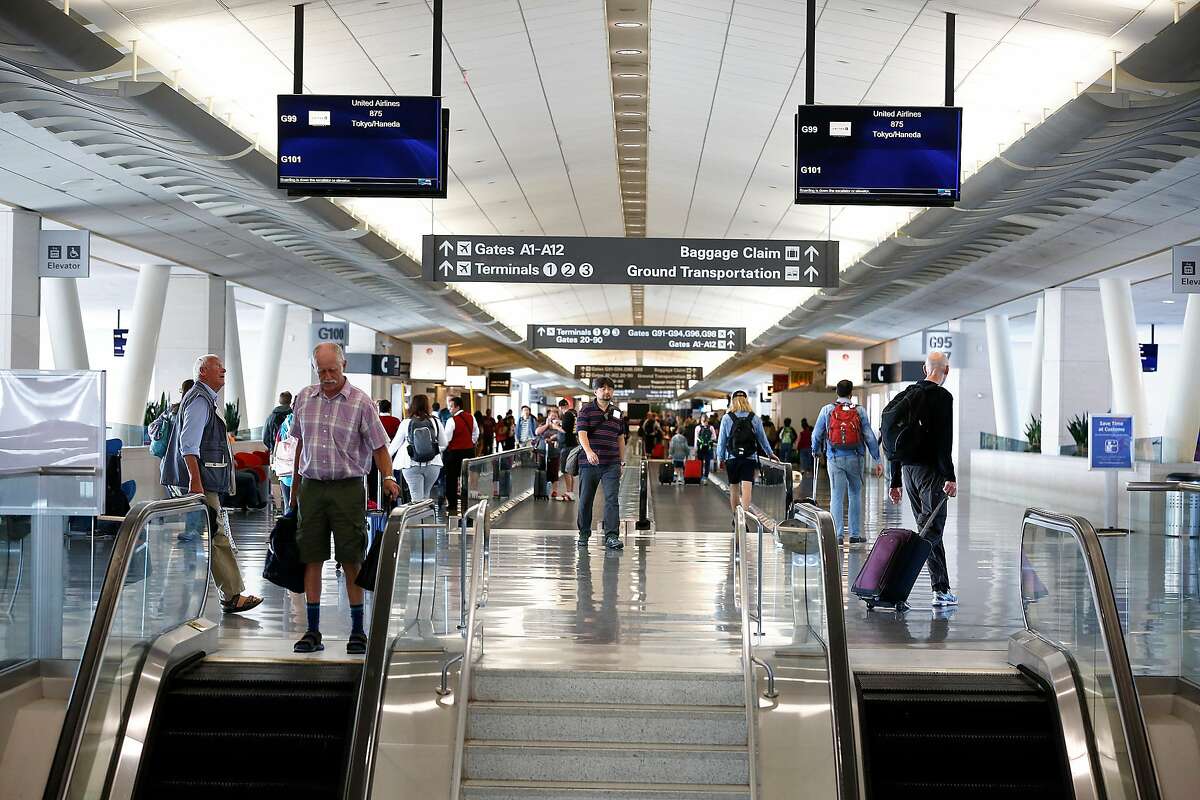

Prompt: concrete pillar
xmin=152 ymin=272 xmax=226 ymax=406
xmin=985 ymin=313 xmax=1020 ymax=440
xmin=223 ymin=286 xmax=247 ymax=428
xmin=0 ymin=208 xmax=41 ymax=368
xmin=1098 ymin=277 xmax=1149 ymax=437
xmin=256 ymin=302 xmax=288 ymax=424
xmin=1163 ymin=294 xmax=1200 ymax=463
xmin=946 ymin=318 xmax=995 ymax=480
xmin=1024 ymin=297 xmax=1044 ymax=427
xmin=1042 ymin=288 xmax=1110 ymax=455
xmin=112 ymin=264 xmax=171 ymax=426
xmin=42 ymin=278 xmax=89 ymax=369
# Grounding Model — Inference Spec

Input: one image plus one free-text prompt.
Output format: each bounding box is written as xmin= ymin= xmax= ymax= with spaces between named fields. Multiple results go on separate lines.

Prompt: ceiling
xmin=2 ymin=0 xmax=1195 ymax=392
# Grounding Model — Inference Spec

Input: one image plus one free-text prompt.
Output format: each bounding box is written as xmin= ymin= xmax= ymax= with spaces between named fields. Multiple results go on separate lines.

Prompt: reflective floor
xmin=25 ymin=474 xmax=1195 ymax=673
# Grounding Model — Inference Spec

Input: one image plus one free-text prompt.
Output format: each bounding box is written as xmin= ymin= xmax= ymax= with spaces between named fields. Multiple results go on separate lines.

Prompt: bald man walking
xmin=888 ymin=352 xmax=959 ymax=607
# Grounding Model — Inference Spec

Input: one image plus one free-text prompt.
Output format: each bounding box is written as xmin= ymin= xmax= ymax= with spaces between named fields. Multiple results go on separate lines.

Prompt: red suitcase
xmin=683 ymin=459 xmax=702 ymax=484
xmin=851 ymin=498 xmax=946 ymax=610
xmin=652 ymin=443 xmax=666 ymax=459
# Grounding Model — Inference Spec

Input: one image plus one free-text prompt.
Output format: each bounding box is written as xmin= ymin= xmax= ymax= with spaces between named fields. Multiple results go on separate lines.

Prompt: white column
xmin=1024 ymin=297 xmax=1044 ymax=426
xmin=152 ymin=272 xmax=225 ymax=404
xmin=985 ymin=313 xmax=1020 ymax=440
xmin=1042 ymin=288 xmax=1110 ymax=454
xmin=1164 ymin=295 xmax=1200 ymax=463
xmin=43 ymin=278 xmax=90 ymax=369
xmin=256 ymin=302 xmax=288 ymax=424
xmin=223 ymin=286 xmax=247 ymax=426
xmin=112 ymin=263 xmax=171 ymax=425
xmin=0 ymin=208 xmax=41 ymax=368
xmin=1098 ymin=277 xmax=1149 ymax=437
xmin=946 ymin=318 xmax=994 ymax=480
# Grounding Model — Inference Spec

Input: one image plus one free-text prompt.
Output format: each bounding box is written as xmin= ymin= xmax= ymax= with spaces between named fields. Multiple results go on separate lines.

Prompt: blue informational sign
xmin=1089 ymin=414 xmax=1134 ymax=471
xmin=113 ymin=328 xmax=128 ymax=358
xmin=1139 ymin=342 xmax=1158 ymax=372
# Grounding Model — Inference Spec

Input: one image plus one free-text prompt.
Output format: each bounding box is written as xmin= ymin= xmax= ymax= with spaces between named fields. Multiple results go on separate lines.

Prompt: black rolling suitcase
xmin=659 ymin=462 xmax=675 ymax=484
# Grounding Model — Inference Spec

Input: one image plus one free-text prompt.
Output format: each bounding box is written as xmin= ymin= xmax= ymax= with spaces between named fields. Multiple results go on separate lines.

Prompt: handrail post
xmin=636 ymin=458 xmax=651 ymax=529
xmin=755 ymin=519 xmax=764 ymax=637
xmin=458 ymin=512 xmax=468 ymax=630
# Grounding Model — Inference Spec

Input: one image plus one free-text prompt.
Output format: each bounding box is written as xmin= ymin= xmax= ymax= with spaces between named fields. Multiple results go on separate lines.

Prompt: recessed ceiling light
xmin=619 ymin=111 xmax=643 ymax=117
xmin=618 ymin=93 xmax=642 ymax=99
xmin=619 ymin=128 xmax=641 ymax=133
xmin=1163 ymin=299 xmax=1176 ymax=304
xmin=615 ymin=49 xmax=643 ymax=55
xmin=620 ymin=143 xmax=642 ymax=147
xmin=617 ymin=72 xmax=644 ymax=78
xmin=622 ymin=157 xmax=642 ymax=161
xmin=614 ymin=21 xmax=643 ymax=28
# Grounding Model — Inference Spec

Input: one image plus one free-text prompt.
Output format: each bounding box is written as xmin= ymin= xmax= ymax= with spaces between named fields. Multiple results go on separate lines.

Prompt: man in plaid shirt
xmin=289 ymin=342 xmax=399 ymax=654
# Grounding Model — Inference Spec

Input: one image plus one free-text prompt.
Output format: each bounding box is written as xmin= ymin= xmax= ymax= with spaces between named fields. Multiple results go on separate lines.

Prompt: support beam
xmin=1024 ymin=297 xmax=1044 ymax=427
xmin=1041 ymin=288 xmax=1110 ymax=454
xmin=43 ymin=277 xmax=89 ymax=369
xmin=256 ymin=302 xmax=288 ymax=424
xmin=113 ymin=264 xmax=170 ymax=425
xmin=985 ymin=313 xmax=1020 ymax=440
xmin=1164 ymin=295 xmax=1200 ymax=463
xmin=1098 ymin=277 xmax=1148 ymax=437
xmin=0 ymin=207 xmax=41 ymax=369
xmin=224 ymin=285 xmax=247 ymax=427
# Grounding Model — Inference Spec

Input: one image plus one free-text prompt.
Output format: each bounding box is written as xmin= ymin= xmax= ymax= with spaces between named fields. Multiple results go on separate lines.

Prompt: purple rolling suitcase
xmin=851 ymin=498 xmax=946 ymax=610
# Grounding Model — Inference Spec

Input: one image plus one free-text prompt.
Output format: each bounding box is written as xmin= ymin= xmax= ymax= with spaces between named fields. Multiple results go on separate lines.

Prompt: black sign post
xmin=421 ymin=235 xmax=839 ymax=288
xmin=528 ymin=324 xmax=745 ymax=352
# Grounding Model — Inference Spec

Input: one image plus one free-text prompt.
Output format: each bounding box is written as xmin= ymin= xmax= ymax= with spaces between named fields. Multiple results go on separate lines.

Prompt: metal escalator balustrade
xmin=44 ymin=495 xmax=213 ymax=800
xmin=1016 ymin=508 xmax=1163 ymax=800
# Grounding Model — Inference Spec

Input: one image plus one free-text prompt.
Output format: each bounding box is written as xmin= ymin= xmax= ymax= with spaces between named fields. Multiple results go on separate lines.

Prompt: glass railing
xmin=461 ymin=444 xmax=538 ymax=514
xmin=979 ymin=432 xmax=1032 ymax=452
xmin=1119 ymin=482 xmax=1200 ymax=685
xmin=750 ymin=455 xmax=793 ymax=526
xmin=45 ymin=495 xmax=211 ymax=800
xmin=1020 ymin=508 xmax=1161 ymax=800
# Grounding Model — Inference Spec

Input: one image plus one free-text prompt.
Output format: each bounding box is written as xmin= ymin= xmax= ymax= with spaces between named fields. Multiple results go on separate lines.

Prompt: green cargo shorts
xmin=296 ymin=477 xmax=367 ymax=564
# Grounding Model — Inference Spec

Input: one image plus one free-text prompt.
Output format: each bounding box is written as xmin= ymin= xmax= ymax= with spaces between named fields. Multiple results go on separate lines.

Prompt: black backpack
xmin=730 ymin=413 xmax=759 ymax=458
xmin=407 ymin=417 xmax=439 ymax=464
xmin=880 ymin=384 xmax=928 ymax=463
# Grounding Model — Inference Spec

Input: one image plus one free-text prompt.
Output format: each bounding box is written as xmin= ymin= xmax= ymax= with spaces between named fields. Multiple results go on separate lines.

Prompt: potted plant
xmin=1024 ymin=415 xmax=1041 ymax=453
xmin=143 ymin=392 xmax=169 ymax=444
xmin=224 ymin=399 xmax=241 ymax=442
xmin=1067 ymin=413 xmax=1088 ymax=457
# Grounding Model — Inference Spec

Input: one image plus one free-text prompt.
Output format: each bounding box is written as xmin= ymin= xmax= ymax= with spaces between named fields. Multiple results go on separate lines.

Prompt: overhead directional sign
xmin=345 ymin=353 xmax=409 ymax=378
xmin=528 ymin=324 xmax=745 ymax=352
xmin=574 ymin=364 xmax=700 ymax=394
xmin=422 ymin=235 xmax=839 ymax=288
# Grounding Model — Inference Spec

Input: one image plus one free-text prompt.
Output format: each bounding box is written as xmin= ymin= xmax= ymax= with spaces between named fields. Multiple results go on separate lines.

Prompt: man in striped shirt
xmin=576 ymin=376 xmax=626 ymax=550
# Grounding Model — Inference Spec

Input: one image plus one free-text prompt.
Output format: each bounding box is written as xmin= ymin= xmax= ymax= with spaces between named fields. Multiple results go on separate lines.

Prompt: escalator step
xmin=856 ymin=672 xmax=1043 ymax=695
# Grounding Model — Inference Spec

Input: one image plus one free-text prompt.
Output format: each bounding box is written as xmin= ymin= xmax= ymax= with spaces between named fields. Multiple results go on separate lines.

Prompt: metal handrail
xmin=0 ymin=465 xmax=100 ymax=477
xmin=733 ymin=506 xmax=759 ymax=800
xmin=1180 ymin=482 xmax=1200 ymax=493
xmin=43 ymin=494 xmax=210 ymax=800
xmin=460 ymin=444 xmax=537 ymax=513
xmin=1125 ymin=481 xmax=1182 ymax=492
xmin=756 ymin=454 xmax=794 ymax=510
xmin=448 ymin=497 xmax=492 ymax=800
xmin=1021 ymin=507 xmax=1162 ymax=800
xmin=343 ymin=499 xmax=438 ymax=800
xmin=788 ymin=501 xmax=859 ymax=800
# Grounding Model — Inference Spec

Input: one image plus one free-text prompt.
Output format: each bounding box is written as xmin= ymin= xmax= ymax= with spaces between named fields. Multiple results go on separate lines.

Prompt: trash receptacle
xmin=1165 ymin=473 xmax=1200 ymax=538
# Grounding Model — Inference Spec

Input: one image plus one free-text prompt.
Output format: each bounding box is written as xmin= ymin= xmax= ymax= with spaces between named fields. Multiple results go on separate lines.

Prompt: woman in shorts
xmin=715 ymin=390 xmax=775 ymax=522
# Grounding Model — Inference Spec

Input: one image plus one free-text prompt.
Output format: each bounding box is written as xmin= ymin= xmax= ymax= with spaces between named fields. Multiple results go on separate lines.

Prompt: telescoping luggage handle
xmin=914 ymin=495 xmax=949 ymax=540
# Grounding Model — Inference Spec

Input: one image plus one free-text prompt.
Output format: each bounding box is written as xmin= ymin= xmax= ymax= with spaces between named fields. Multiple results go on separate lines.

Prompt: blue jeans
xmin=577 ymin=462 xmax=621 ymax=538
xmin=780 ymin=444 xmax=793 ymax=463
xmin=828 ymin=453 xmax=864 ymax=540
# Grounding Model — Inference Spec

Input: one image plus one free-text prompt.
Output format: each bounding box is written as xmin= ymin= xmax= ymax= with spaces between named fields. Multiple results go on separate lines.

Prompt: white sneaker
xmin=932 ymin=591 xmax=959 ymax=607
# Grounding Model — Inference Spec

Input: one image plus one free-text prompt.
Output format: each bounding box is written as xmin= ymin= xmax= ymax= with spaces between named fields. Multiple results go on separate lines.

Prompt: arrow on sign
xmin=537 ymin=326 xmax=546 ymax=335
xmin=439 ymin=241 xmax=453 ymax=255
xmin=804 ymin=245 xmax=819 ymax=263
xmin=440 ymin=260 xmax=454 ymax=276
xmin=805 ymin=265 xmax=819 ymax=282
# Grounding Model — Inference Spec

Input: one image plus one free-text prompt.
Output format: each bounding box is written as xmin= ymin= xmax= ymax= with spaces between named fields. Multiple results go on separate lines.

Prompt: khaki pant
xmin=168 ymin=485 xmax=245 ymax=599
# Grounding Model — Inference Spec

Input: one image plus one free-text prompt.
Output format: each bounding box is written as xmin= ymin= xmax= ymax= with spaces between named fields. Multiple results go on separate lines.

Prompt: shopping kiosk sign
xmin=528 ymin=324 xmax=745 ymax=352
xmin=421 ymin=235 xmax=839 ymax=288
xmin=1088 ymin=414 xmax=1134 ymax=471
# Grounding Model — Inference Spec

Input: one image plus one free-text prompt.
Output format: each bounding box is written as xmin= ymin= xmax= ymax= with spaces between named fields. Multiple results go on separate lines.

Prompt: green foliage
xmin=1067 ymin=413 xmax=1088 ymax=456
xmin=224 ymin=399 xmax=241 ymax=434
xmin=1024 ymin=415 xmax=1041 ymax=453
xmin=143 ymin=392 xmax=169 ymax=427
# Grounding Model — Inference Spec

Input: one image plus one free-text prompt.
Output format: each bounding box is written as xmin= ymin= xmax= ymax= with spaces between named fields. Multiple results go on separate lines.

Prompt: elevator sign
xmin=421 ymin=235 xmax=839 ymax=288
xmin=39 ymin=229 xmax=90 ymax=278
xmin=1174 ymin=245 xmax=1200 ymax=294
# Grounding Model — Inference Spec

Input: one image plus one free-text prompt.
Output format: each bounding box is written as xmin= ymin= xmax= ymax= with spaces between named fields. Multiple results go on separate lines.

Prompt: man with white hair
xmin=159 ymin=354 xmax=263 ymax=613
xmin=887 ymin=350 xmax=959 ymax=607
xmin=289 ymin=342 xmax=399 ymax=654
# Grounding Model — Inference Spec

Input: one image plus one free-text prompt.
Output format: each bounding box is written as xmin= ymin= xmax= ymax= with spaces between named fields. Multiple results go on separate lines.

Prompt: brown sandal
xmin=222 ymin=594 xmax=263 ymax=614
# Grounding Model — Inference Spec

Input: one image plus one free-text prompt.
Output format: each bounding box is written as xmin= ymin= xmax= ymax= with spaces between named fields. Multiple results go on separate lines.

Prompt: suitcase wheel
xmin=865 ymin=601 xmax=875 ymax=610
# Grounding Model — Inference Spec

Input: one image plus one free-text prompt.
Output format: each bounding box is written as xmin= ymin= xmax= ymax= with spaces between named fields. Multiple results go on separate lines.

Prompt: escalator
xmin=133 ymin=660 xmax=360 ymax=799
xmin=856 ymin=671 xmax=1073 ymax=799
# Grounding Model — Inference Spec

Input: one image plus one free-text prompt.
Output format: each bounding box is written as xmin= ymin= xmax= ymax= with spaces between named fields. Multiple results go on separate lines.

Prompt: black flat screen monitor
xmin=277 ymin=94 xmax=447 ymax=197
xmin=794 ymin=105 xmax=962 ymax=206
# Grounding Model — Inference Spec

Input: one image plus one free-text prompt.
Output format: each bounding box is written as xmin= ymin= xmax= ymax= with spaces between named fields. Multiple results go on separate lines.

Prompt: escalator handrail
xmin=787 ymin=502 xmax=859 ymax=800
xmin=343 ymin=498 xmax=439 ymax=800
xmin=43 ymin=494 xmax=210 ymax=800
xmin=448 ymin=496 xmax=492 ymax=800
xmin=732 ymin=506 xmax=759 ymax=800
xmin=756 ymin=454 xmax=794 ymax=510
xmin=459 ymin=444 xmax=537 ymax=510
xmin=1022 ymin=507 xmax=1162 ymax=800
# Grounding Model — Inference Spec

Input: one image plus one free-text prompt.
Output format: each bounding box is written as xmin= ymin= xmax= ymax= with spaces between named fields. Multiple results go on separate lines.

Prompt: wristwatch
xmin=383 ymin=475 xmax=398 ymax=484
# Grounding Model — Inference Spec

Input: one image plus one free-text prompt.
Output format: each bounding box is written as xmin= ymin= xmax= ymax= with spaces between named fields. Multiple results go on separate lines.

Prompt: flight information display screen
xmin=794 ymin=105 xmax=962 ymax=206
xmin=277 ymin=94 xmax=444 ymax=197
